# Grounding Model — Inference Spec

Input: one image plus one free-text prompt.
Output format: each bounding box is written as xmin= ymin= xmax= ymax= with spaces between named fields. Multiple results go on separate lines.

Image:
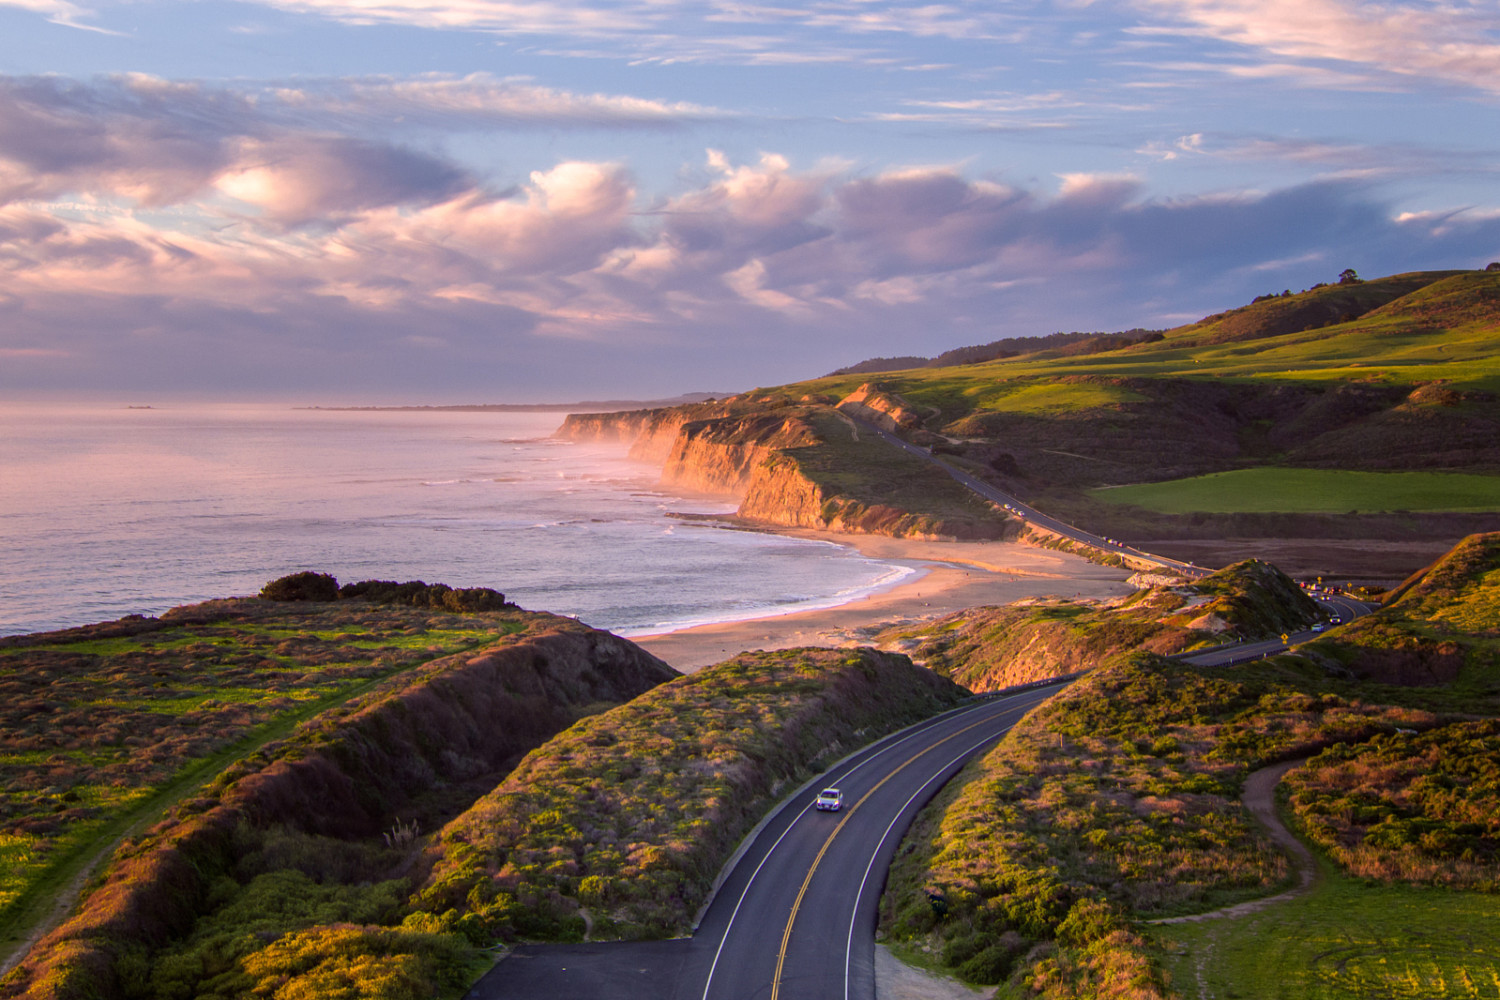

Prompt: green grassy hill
xmin=0 ymin=580 xmax=677 ymax=1000
xmin=879 ymin=532 xmax=1500 ymax=1000
xmin=665 ymin=266 xmax=1500 ymax=578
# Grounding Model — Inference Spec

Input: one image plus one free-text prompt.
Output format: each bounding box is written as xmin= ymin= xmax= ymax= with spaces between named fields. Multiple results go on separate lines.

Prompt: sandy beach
xmin=630 ymin=527 xmax=1137 ymax=672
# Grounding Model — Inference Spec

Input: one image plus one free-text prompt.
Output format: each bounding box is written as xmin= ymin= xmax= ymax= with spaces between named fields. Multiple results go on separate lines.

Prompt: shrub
xmin=337 ymin=581 xmax=508 ymax=612
xmin=237 ymin=924 xmax=472 ymax=1000
xmin=260 ymin=573 xmax=340 ymax=602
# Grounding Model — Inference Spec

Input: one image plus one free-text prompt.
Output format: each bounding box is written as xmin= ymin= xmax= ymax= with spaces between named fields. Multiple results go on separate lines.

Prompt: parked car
xmin=815 ymin=787 xmax=843 ymax=811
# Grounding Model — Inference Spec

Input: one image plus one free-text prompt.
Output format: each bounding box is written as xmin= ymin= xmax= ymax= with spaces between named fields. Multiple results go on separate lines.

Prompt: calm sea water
xmin=0 ymin=404 xmax=914 ymax=638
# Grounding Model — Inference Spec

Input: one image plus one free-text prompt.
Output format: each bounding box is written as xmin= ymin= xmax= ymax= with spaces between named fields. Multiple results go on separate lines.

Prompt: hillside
xmin=417 ymin=647 xmax=966 ymax=943
xmin=569 ymin=267 xmax=1500 ymax=580
xmin=880 ymin=531 xmax=1500 ymax=999
xmin=877 ymin=558 xmax=1320 ymax=691
xmin=2 ymin=635 xmax=966 ymax=1000
xmin=0 ymin=580 xmax=677 ymax=999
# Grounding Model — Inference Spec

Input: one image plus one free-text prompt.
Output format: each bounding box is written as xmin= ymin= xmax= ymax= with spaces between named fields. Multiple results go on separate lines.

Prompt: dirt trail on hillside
xmin=1148 ymin=758 xmax=1315 ymax=1000
xmin=1151 ymin=757 xmax=1316 ymax=927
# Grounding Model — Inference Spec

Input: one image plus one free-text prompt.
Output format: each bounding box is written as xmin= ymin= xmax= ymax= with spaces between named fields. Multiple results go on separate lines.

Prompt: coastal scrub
xmin=417 ymin=646 xmax=967 ymax=941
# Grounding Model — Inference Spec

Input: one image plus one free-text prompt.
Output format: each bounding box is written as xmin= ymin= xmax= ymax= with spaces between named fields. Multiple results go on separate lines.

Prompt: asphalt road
xmin=466 ymin=686 xmax=1058 ymax=1000
xmin=1180 ymin=594 xmax=1374 ymax=667
xmin=849 ymin=417 xmax=1208 ymax=578
xmin=469 ymin=425 xmax=1382 ymax=999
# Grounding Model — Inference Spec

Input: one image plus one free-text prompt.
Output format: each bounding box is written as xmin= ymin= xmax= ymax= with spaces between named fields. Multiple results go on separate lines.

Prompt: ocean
xmin=0 ymin=403 xmax=915 ymax=638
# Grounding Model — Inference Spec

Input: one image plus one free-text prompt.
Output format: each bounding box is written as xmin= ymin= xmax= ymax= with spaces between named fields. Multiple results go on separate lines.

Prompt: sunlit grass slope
xmin=878 ymin=558 xmax=1320 ymax=691
xmin=800 ymin=269 xmax=1500 ymax=406
xmin=1092 ymin=468 xmax=1500 ymax=514
xmin=879 ymin=532 xmax=1500 ymax=1000
xmin=1153 ymin=869 xmax=1500 ymax=1000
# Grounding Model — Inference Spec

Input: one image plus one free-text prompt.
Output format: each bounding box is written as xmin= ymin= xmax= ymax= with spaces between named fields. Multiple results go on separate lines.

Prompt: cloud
xmin=234 ymin=0 xmax=1018 ymax=68
xmin=271 ymin=74 xmax=726 ymax=129
xmin=214 ymin=136 xmax=472 ymax=225
xmin=6 ymin=141 xmax=1500 ymax=398
xmin=0 ymin=0 xmax=122 ymax=32
xmin=0 ymin=73 xmax=723 ymax=221
xmin=1138 ymin=131 xmax=1500 ymax=178
xmin=248 ymin=0 xmax=648 ymax=34
xmin=243 ymin=0 xmax=1013 ymax=41
xmin=1126 ymin=0 xmax=1500 ymax=95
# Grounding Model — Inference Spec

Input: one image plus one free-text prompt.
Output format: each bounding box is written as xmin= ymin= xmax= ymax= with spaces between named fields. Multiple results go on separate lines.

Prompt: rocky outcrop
xmin=835 ymin=383 xmax=926 ymax=433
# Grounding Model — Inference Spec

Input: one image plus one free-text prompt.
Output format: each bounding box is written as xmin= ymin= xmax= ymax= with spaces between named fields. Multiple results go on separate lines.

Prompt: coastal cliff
xmin=559 ymin=399 xmax=1010 ymax=540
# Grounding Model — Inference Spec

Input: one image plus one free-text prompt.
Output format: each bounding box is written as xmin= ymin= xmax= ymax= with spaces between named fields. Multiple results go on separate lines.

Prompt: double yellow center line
xmin=768 ymin=712 xmax=1004 ymax=1000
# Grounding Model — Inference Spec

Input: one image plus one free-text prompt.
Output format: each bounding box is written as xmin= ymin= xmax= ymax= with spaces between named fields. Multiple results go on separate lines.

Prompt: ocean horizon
xmin=0 ymin=402 xmax=916 ymax=638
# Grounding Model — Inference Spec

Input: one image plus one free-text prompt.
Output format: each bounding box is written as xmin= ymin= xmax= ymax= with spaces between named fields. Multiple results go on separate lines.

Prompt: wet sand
xmin=630 ymin=528 xmax=1136 ymax=672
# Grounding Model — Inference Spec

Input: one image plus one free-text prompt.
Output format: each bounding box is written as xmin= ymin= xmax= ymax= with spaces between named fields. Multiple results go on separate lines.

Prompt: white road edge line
xmin=841 ymin=698 xmax=1039 ymax=1000
xmin=699 ymin=697 xmax=1008 ymax=1000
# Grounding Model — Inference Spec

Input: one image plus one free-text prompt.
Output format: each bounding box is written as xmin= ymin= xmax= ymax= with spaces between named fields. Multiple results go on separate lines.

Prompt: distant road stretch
xmin=849 ymin=417 xmax=1208 ymax=578
xmin=1180 ymin=593 xmax=1374 ymax=666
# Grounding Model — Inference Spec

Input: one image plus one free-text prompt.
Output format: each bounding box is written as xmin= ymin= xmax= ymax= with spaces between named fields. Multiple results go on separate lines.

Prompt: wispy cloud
xmin=234 ymin=0 xmax=1021 ymax=68
xmin=1140 ymin=131 xmax=1500 ymax=177
xmin=1126 ymin=0 xmax=1500 ymax=94
xmin=0 ymin=0 xmax=123 ymax=33
xmin=248 ymin=0 xmax=651 ymax=35
xmin=275 ymin=74 xmax=728 ymax=128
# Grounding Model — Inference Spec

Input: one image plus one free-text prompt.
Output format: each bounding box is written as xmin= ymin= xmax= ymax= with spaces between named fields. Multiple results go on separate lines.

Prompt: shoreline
xmin=630 ymin=525 xmax=1137 ymax=672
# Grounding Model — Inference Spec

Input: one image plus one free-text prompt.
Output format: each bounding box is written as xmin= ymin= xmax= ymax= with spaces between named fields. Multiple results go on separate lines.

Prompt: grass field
xmin=1091 ymin=468 xmax=1500 ymax=514
xmin=1152 ymin=859 xmax=1500 ymax=999
xmin=0 ymin=598 xmax=522 ymax=969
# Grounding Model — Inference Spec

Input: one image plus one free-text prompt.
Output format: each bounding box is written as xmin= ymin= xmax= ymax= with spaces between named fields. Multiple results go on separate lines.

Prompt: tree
xmin=1486 ymin=262 xmax=1499 ymax=272
xmin=1338 ymin=268 xmax=1362 ymax=284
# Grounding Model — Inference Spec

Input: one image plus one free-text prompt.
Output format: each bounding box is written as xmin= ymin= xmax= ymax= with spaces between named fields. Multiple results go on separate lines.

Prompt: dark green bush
xmin=260 ymin=572 xmax=339 ymax=602
xmin=338 ymin=580 xmax=508 ymax=611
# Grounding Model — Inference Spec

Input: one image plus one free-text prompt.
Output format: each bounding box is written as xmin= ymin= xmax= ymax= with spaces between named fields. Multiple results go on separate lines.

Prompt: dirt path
xmin=1151 ymin=757 xmax=1315 ymax=928
xmin=1147 ymin=758 xmax=1315 ymax=1000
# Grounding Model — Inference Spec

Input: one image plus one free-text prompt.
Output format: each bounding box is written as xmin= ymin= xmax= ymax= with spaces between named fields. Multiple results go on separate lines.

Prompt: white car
xmin=815 ymin=787 xmax=843 ymax=811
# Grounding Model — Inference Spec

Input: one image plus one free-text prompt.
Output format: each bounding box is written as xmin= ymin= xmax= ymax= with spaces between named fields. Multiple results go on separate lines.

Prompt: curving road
xmin=1178 ymin=594 xmax=1373 ymax=667
xmin=468 ymin=424 xmax=1383 ymax=999
xmin=465 ymin=686 xmax=1058 ymax=1000
xmin=849 ymin=416 xmax=1208 ymax=579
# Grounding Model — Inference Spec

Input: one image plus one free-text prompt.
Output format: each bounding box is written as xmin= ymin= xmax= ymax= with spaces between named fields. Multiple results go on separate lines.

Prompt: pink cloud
xmin=1129 ymin=0 xmax=1500 ymax=94
xmin=4 ymin=144 xmax=1498 ymax=397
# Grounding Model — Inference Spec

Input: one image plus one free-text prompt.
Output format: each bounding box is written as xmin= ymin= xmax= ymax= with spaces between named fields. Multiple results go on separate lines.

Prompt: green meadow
xmin=807 ymin=270 xmax=1500 ymax=402
xmin=0 ymin=593 xmax=523 ymax=968
xmin=1091 ymin=468 xmax=1500 ymax=514
xmin=1152 ymin=864 xmax=1500 ymax=1000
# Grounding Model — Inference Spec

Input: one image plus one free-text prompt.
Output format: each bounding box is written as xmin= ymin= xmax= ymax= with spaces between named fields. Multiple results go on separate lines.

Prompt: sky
xmin=2 ymin=0 xmax=1499 ymax=402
